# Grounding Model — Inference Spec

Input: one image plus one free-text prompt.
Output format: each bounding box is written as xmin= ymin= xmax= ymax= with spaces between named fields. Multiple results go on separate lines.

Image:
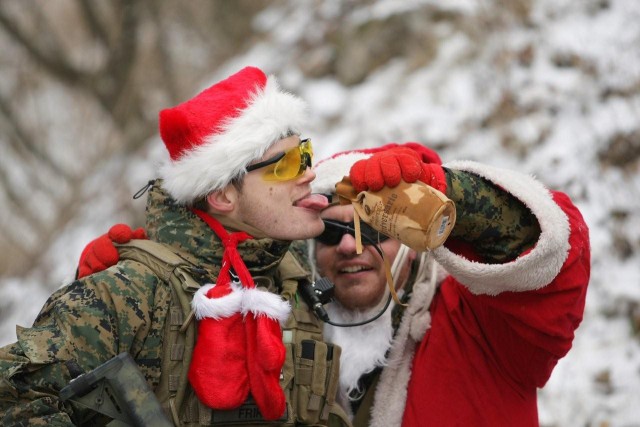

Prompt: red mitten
xmin=242 ymin=288 xmax=291 ymax=420
xmin=420 ymin=162 xmax=447 ymax=194
xmin=401 ymin=141 xmax=442 ymax=164
xmin=189 ymin=283 xmax=250 ymax=409
xmin=76 ymin=224 xmax=147 ymax=279
xmin=350 ymin=144 xmax=447 ymax=193
xmin=350 ymin=147 xmax=425 ymax=192
xmin=107 ymin=223 xmax=147 ymax=243
xmin=402 ymin=142 xmax=447 ymax=193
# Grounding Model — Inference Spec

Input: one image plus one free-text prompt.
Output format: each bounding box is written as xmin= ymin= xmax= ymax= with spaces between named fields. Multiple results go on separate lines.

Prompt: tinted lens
xmin=315 ymin=222 xmax=344 ymax=245
xmin=300 ymin=139 xmax=313 ymax=162
xmin=299 ymin=139 xmax=313 ymax=169
xmin=273 ymin=147 xmax=302 ymax=179
xmin=265 ymin=139 xmax=313 ymax=181
xmin=316 ymin=220 xmax=389 ymax=246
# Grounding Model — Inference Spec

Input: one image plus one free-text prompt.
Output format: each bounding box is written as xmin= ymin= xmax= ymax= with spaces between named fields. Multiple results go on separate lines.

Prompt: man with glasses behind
xmin=309 ymin=143 xmax=590 ymax=427
xmin=0 ymin=67 xmax=352 ymax=427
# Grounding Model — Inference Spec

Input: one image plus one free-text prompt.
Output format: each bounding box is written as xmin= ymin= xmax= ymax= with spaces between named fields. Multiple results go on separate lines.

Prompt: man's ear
xmin=206 ymin=187 xmax=237 ymax=214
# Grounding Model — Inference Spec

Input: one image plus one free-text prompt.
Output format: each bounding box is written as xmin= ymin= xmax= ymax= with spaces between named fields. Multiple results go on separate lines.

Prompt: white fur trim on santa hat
xmin=241 ymin=287 xmax=291 ymax=326
xmin=433 ymin=160 xmax=571 ymax=295
xmin=160 ymin=76 xmax=308 ymax=204
xmin=311 ymin=151 xmax=371 ymax=195
xmin=191 ymin=283 xmax=244 ymax=320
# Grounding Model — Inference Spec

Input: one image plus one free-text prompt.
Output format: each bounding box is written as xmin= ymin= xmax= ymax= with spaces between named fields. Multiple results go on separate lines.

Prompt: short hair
xmin=190 ymin=176 xmax=245 ymax=212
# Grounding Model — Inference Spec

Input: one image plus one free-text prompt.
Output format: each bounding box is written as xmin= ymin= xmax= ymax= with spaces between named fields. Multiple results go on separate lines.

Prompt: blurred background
xmin=1 ymin=0 xmax=639 ymax=425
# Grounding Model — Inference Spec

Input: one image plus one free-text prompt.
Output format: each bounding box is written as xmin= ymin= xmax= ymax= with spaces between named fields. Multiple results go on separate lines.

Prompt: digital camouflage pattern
xmin=0 ymin=180 xmax=292 ymax=426
xmin=334 ymin=169 xmax=538 ymax=261
xmin=336 ymin=177 xmax=457 ymax=252
xmin=444 ymin=168 xmax=541 ymax=263
xmin=385 ymin=168 xmax=542 ymax=329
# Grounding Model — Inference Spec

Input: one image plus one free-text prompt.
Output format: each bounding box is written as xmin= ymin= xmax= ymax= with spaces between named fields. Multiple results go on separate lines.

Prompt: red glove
xmin=349 ymin=144 xmax=446 ymax=193
xmin=76 ymin=224 xmax=147 ymax=279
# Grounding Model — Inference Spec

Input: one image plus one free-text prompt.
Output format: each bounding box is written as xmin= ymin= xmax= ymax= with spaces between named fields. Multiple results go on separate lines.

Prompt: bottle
xmin=335 ymin=177 xmax=456 ymax=252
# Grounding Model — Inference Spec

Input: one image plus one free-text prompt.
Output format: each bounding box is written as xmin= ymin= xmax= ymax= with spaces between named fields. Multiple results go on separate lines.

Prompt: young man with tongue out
xmin=0 ymin=67 xmax=350 ymax=426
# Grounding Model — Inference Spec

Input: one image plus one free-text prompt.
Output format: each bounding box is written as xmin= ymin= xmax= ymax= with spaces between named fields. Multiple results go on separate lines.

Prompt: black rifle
xmin=60 ymin=352 xmax=172 ymax=427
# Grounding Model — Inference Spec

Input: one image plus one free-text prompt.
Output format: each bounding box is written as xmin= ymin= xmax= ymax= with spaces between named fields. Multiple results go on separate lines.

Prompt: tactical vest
xmin=117 ymin=240 xmax=351 ymax=427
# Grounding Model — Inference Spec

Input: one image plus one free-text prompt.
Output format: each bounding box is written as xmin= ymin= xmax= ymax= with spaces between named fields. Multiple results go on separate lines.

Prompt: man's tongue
xmin=295 ymin=193 xmax=329 ymax=211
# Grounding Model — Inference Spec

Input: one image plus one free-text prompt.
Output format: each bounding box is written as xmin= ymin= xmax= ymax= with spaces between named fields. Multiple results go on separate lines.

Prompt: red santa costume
xmin=311 ymin=145 xmax=590 ymax=427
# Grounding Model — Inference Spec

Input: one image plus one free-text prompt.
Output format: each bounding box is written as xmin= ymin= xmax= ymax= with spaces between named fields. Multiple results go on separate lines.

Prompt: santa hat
xmin=159 ymin=66 xmax=308 ymax=204
xmin=311 ymin=141 xmax=442 ymax=195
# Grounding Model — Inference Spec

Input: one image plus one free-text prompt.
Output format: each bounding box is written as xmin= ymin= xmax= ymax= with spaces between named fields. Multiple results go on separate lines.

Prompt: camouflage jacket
xmin=0 ymin=181 xmax=295 ymax=426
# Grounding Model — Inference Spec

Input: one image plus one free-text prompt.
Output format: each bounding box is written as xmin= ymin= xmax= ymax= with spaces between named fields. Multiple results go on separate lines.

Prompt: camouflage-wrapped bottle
xmin=335 ymin=177 xmax=456 ymax=252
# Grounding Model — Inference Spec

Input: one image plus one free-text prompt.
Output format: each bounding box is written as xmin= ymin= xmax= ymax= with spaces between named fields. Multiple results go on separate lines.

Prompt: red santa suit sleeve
xmin=401 ymin=161 xmax=590 ymax=427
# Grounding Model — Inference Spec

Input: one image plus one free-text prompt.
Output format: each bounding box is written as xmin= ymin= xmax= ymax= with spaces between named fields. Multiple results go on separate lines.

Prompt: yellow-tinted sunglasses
xmin=246 ymin=139 xmax=313 ymax=181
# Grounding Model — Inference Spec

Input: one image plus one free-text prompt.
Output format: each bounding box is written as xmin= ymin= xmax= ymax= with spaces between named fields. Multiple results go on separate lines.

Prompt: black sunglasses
xmin=316 ymin=219 xmax=390 ymax=246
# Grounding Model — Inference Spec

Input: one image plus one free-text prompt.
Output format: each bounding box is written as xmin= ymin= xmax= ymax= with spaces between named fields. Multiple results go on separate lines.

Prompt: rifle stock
xmin=60 ymin=352 xmax=172 ymax=426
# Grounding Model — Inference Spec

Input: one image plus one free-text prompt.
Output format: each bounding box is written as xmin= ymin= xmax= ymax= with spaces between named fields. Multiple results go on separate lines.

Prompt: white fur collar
xmin=369 ymin=259 xmax=441 ymax=427
xmin=323 ymin=298 xmax=395 ymax=413
xmin=318 ymin=244 xmax=412 ymax=408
